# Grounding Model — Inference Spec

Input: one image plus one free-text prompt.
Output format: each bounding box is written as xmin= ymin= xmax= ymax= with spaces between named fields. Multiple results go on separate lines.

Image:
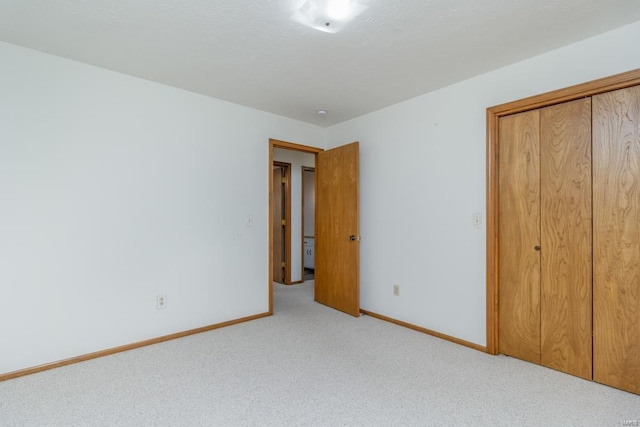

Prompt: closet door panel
xmin=498 ymin=110 xmax=541 ymax=364
xmin=593 ymin=86 xmax=640 ymax=395
xmin=540 ymin=99 xmax=593 ymax=380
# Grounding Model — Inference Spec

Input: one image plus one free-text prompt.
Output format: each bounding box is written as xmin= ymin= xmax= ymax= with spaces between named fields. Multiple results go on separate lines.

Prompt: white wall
xmin=0 ymin=41 xmax=324 ymax=374
xmin=303 ymin=169 xmax=315 ymax=237
xmin=3 ymin=20 xmax=640 ymax=375
xmin=326 ymin=21 xmax=640 ymax=347
xmin=273 ymin=148 xmax=315 ymax=282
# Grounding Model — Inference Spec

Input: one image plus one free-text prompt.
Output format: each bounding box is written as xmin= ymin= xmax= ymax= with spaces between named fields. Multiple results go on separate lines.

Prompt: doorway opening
xmin=269 ymin=139 xmax=323 ymax=314
xmin=268 ymin=138 xmax=361 ymax=317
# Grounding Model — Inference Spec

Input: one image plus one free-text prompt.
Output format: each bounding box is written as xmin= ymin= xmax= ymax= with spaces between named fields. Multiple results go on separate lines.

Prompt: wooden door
xmin=498 ymin=110 xmax=542 ymax=364
xmin=315 ymin=142 xmax=360 ymax=317
xmin=539 ymin=99 xmax=592 ymax=380
xmin=593 ymin=86 xmax=640 ymax=395
xmin=272 ymin=166 xmax=285 ymax=284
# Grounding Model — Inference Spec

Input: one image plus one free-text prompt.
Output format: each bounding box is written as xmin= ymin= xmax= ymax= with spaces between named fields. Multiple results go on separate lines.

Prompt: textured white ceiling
xmin=1 ymin=1 xmax=640 ymax=126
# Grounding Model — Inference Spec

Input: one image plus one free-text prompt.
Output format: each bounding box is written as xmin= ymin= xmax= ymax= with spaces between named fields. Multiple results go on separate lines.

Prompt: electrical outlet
xmin=157 ymin=294 xmax=167 ymax=310
xmin=472 ymin=212 xmax=482 ymax=229
xmin=393 ymin=284 xmax=400 ymax=296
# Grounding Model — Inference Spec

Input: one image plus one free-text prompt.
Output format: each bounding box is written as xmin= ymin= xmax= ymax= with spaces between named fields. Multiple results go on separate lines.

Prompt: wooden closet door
xmin=498 ymin=110 xmax=541 ymax=364
xmin=593 ymin=86 xmax=640 ymax=395
xmin=539 ymin=99 xmax=592 ymax=380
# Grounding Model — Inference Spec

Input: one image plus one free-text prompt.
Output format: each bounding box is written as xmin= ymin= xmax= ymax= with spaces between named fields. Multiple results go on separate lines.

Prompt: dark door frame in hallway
xmin=272 ymin=160 xmax=291 ymax=285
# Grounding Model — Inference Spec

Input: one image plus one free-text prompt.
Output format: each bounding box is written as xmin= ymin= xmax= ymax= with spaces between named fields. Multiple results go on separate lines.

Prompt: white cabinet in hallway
xmin=303 ymin=237 xmax=314 ymax=269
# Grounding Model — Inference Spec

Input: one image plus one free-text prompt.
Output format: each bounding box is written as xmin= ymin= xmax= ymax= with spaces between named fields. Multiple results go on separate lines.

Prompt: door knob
xmin=534 ymin=245 xmax=541 ymax=251
xmin=349 ymin=235 xmax=360 ymax=241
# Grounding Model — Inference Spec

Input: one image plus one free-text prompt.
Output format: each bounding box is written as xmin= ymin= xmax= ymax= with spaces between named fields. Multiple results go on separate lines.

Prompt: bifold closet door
xmin=499 ymin=109 xmax=541 ymax=365
xmin=593 ymin=86 xmax=640 ymax=395
xmin=499 ymin=99 xmax=592 ymax=379
xmin=539 ymin=99 xmax=592 ymax=380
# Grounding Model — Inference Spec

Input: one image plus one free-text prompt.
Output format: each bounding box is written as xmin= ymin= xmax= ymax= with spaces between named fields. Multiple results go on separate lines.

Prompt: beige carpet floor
xmin=1 ymin=280 xmax=638 ymax=426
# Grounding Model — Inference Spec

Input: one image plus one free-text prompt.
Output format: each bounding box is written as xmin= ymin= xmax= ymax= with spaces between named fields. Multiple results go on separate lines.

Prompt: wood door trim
xmin=486 ymin=68 xmax=640 ymax=355
xmin=268 ymin=139 xmax=323 ymax=314
xmin=271 ymin=139 xmax=323 ymax=154
xmin=489 ymin=68 xmax=640 ymax=117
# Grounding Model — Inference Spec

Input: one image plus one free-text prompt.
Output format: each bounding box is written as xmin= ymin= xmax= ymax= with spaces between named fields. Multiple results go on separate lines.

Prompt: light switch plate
xmin=472 ymin=212 xmax=482 ymax=229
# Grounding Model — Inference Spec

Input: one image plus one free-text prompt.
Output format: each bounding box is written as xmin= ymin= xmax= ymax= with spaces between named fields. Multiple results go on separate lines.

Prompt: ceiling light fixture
xmin=291 ymin=0 xmax=368 ymax=34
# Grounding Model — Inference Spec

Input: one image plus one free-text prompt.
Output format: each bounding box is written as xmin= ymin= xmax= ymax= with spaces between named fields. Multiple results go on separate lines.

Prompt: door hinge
xmin=281 ymin=219 xmax=286 ymax=226
xmin=281 ymin=177 xmax=286 ymax=184
xmin=281 ymin=262 xmax=286 ymax=268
